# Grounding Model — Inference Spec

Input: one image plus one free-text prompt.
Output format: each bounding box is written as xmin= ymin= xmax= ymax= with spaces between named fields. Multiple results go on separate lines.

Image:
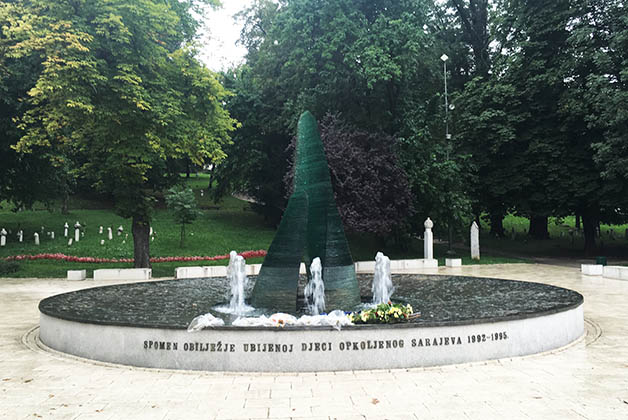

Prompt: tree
xmin=8 ymin=0 xmax=236 ymax=266
xmin=562 ymin=0 xmax=628 ymax=252
xmin=0 ymin=2 xmax=69 ymax=210
xmin=220 ymin=0 xmax=447 ymax=233
xmin=165 ymin=186 xmax=201 ymax=247
xmin=285 ymin=113 xmax=414 ymax=237
xmin=211 ymin=66 xmax=292 ymax=226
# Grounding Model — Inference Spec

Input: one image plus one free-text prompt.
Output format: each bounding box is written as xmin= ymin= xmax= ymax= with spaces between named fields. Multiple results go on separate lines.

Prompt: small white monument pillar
xmin=107 ymin=227 xmax=113 ymax=240
xmin=117 ymin=225 xmax=123 ymax=236
xmin=34 ymin=232 xmax=40 ymax=245
xmin=64 ymin=222 xmax=69 ymax=237
xmin=99 ymin=226 xmax=103 ymax=234
xmin=424 ymin=217 xmax=434 ymax=260
xmin=471 ymin=221 xmax=480 ymax=260
xmin=50 ymin=231 xmax=55 ymax=240
xmin=17 ymin=230 xmax=23 ymax=243
xmin=0 ymin=228 xmax=6 ymax=247
xmin=74 ymin=222 xmax=81 ymax=242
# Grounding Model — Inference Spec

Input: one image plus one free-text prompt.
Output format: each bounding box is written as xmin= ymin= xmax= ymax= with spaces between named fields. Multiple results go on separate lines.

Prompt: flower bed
xmin=3 ymin=250 xmax=267 ymax=264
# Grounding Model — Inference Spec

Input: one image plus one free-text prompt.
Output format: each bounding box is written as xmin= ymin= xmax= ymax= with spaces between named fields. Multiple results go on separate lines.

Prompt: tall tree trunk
xmin=575 ymin=213 xmax=580 ymax=229
xmin=489 ymin=213 xmax=505 ymax=237
xmin=185 ymin=158 xmax=191 ymax=178
xmin=529 ymin=215 xmax=549 ymax=239
xmin=61 ymin=189 xmax=69 ymax=215
xmin=207 ymin=170 xmax=214 ymax=190
xmin=132 ymin=216 xmax=151 ymax=268
xmin=582 ymin=212 xmax=597 ymax=256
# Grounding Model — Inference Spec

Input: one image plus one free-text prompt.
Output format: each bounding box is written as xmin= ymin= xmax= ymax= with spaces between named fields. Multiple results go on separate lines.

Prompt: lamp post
xmin=441 ymin=53 xmax=451 ymax=160
xmin=441 ymin=54 xmax=456 ymax=255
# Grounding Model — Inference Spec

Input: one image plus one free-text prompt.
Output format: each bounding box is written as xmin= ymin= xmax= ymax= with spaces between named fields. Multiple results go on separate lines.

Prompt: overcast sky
xmin=197 ymin=0 xmax=254 ymax=71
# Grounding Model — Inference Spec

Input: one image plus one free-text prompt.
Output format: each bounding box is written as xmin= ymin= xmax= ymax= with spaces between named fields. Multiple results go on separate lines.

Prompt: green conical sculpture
xmin=250 ymin=111 xmax=360 ymax=313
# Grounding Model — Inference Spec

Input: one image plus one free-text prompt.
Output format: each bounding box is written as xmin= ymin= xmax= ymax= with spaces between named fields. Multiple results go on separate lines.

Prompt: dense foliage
xmin=285 ymin=113 xmax=414 ymax=236
xmin=2 ymin=0 xmax=236 ymax=265
xmin=2 ymin=0 xmax=627 ymax=256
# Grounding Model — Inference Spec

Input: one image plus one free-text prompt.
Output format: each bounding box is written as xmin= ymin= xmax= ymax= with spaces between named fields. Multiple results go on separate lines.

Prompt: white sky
xmin=197 ymin=0 xmax=254 ymax=71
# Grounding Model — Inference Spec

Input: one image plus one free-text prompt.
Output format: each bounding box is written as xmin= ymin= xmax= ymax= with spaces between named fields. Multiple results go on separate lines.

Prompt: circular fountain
xmin=38 ymin=266 xmax=583 ymax=372
xmin=37 ymin=111 xmax=584 ymax=371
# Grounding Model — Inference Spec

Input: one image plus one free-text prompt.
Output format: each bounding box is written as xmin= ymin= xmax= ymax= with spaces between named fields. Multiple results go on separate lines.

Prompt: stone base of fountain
xmin=38 ymin=275 xmax=584 ymax=372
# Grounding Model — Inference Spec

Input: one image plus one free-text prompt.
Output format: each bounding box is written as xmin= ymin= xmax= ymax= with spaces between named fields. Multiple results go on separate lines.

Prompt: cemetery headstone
xmin=0 ymin=228 xmax=6 ymax=247
xmin=68 ymin=238 xmax=73 ymax=246
xmin=34 ymin=232 xmax=40 ymax=245
xmin=471 ymin=221 xmax=480 ymax=260
xmin=64 ymin=222 xmax=69 ymax=237
xmin=107 ymin=227 xmax=113 ymax=240
xmin=74 ymin=222 xmax=81 ymax=242
xmin=99 ymin=226 xmax=103 ymax=234
xmin=17 ymin=230 xmax=23 ymax=243
xmin=424 ymin=217 xmax=434 ymax=260
xmin=50 ymin=231 xmax=55 ymax=240
xmin=117 ymin=226 xmax=123 ymax=236
xmin=100 ymin=239 xmax=105 ymax=245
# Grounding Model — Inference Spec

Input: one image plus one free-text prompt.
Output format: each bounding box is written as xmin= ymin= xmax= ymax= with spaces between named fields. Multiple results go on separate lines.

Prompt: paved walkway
xmin=1 ymin=264 xmax=627 ymax=420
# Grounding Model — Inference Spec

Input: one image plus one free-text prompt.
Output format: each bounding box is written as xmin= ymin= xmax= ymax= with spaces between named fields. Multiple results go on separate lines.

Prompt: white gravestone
xmin=34 ymin=233 xmax=39 ymax=245
xmin=424 ymin=217 xmax=434 ymax=260
xmin=99 ymin=226 xmax=103 ymax=234
xmin=107 ymin=227 xmax=113 ymax=240
xmin=68 ymin=238 xmax=73 ymax=246
xmin=18 ymin=230 xmax=23 ymax=243
xmin=64 ymin=222 xmax=69 ymax=237
xmin=50 ymin=231 xmax=55 ymax=240
xmin=74 ymin=222 xmax=81 ymax=242
xmin=117 ymin=226 xmax=123 ymax=236
xmin=100 ymin=239 xmax=105 ymax=245
xmin=0 ymin=228 xmax=6 ymax=247
xmin=471 ymin=221 xmax=480 ymax=260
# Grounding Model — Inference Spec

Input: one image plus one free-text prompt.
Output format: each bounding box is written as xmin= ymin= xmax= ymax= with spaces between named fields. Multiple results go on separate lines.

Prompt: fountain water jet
xmin=214 ymin=251 xmax=253 ymax=315
xmin=304 ymin=257 xmax=325 ymax=315
xmin=372 ymin=252 xmax=393 ymax=304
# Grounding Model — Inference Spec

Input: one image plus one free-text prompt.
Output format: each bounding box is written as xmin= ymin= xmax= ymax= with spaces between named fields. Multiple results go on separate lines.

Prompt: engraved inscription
xmin=142 ymin=331 xmax=509 ymax=354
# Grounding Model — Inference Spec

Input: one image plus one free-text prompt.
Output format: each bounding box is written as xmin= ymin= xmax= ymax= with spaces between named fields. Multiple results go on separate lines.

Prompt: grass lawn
xmin=475 ymin=214 xmax=628 ymax=259
xmin=0 ymin=174 xmax=539 ymax=278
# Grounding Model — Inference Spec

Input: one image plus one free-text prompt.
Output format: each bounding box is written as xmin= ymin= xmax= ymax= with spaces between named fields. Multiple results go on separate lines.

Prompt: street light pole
xmin=441 ymin=54 xmax=455 ymax=255
xmin=441 ymin=54 xmax=450 ymax=160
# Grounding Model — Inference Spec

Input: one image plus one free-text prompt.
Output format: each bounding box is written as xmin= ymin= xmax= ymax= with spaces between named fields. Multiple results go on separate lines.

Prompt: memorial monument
xmin=36 ymin=111 xmax=585 ymax=372
xmin=250 ymin=111 xmax=360 ymax=312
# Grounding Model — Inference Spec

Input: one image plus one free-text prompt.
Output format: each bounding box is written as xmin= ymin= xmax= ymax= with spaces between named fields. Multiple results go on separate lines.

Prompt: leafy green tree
xmin=7 ymin=0 xmax=236 ymax=266
xmin=222 ymin=0 xmax=453 ymax=236
xmin=561 ymin=0 xmax=628 ymax=252
xmin=165 ymin=186 xmax=201 ymax=247
xmin=0 ymin=2 xmax=68 ymax=210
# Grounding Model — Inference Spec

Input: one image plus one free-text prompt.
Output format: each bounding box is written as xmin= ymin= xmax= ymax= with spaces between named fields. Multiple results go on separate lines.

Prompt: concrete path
xmin=1 ymin=264 xmax=627 ymax=419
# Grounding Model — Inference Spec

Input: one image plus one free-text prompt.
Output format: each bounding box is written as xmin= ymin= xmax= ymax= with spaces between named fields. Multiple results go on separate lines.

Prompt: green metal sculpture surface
xmin=250 ymin=111 xmax=360 ymax=312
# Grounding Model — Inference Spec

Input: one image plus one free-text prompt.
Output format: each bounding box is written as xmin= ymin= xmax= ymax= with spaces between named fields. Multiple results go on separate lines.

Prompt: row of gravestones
xmin=422 ymin=218 xmax=480 ymax=261
xmin=0 ymin=223 xmax=155 ymax=247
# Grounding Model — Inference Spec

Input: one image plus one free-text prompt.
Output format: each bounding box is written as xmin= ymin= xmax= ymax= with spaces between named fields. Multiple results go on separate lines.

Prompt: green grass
xmin=0 ymin=175 xmax=546 ymax=278
xmin=474 ymin=214 xmax=628 ymax=259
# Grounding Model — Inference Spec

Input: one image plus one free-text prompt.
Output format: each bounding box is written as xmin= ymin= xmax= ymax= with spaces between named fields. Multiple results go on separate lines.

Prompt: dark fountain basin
xmin=38 ymin=274 xmax=584 ymax=372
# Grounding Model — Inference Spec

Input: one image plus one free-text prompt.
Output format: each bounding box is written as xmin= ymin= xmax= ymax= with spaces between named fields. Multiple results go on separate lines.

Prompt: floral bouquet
xmin=348 ymin=302 xmax=416 ymax=324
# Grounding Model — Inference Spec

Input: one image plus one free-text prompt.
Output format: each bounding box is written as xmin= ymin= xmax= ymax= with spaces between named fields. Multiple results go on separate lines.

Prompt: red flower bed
xmin=3 ymin=250 xmax=267 ymax=264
